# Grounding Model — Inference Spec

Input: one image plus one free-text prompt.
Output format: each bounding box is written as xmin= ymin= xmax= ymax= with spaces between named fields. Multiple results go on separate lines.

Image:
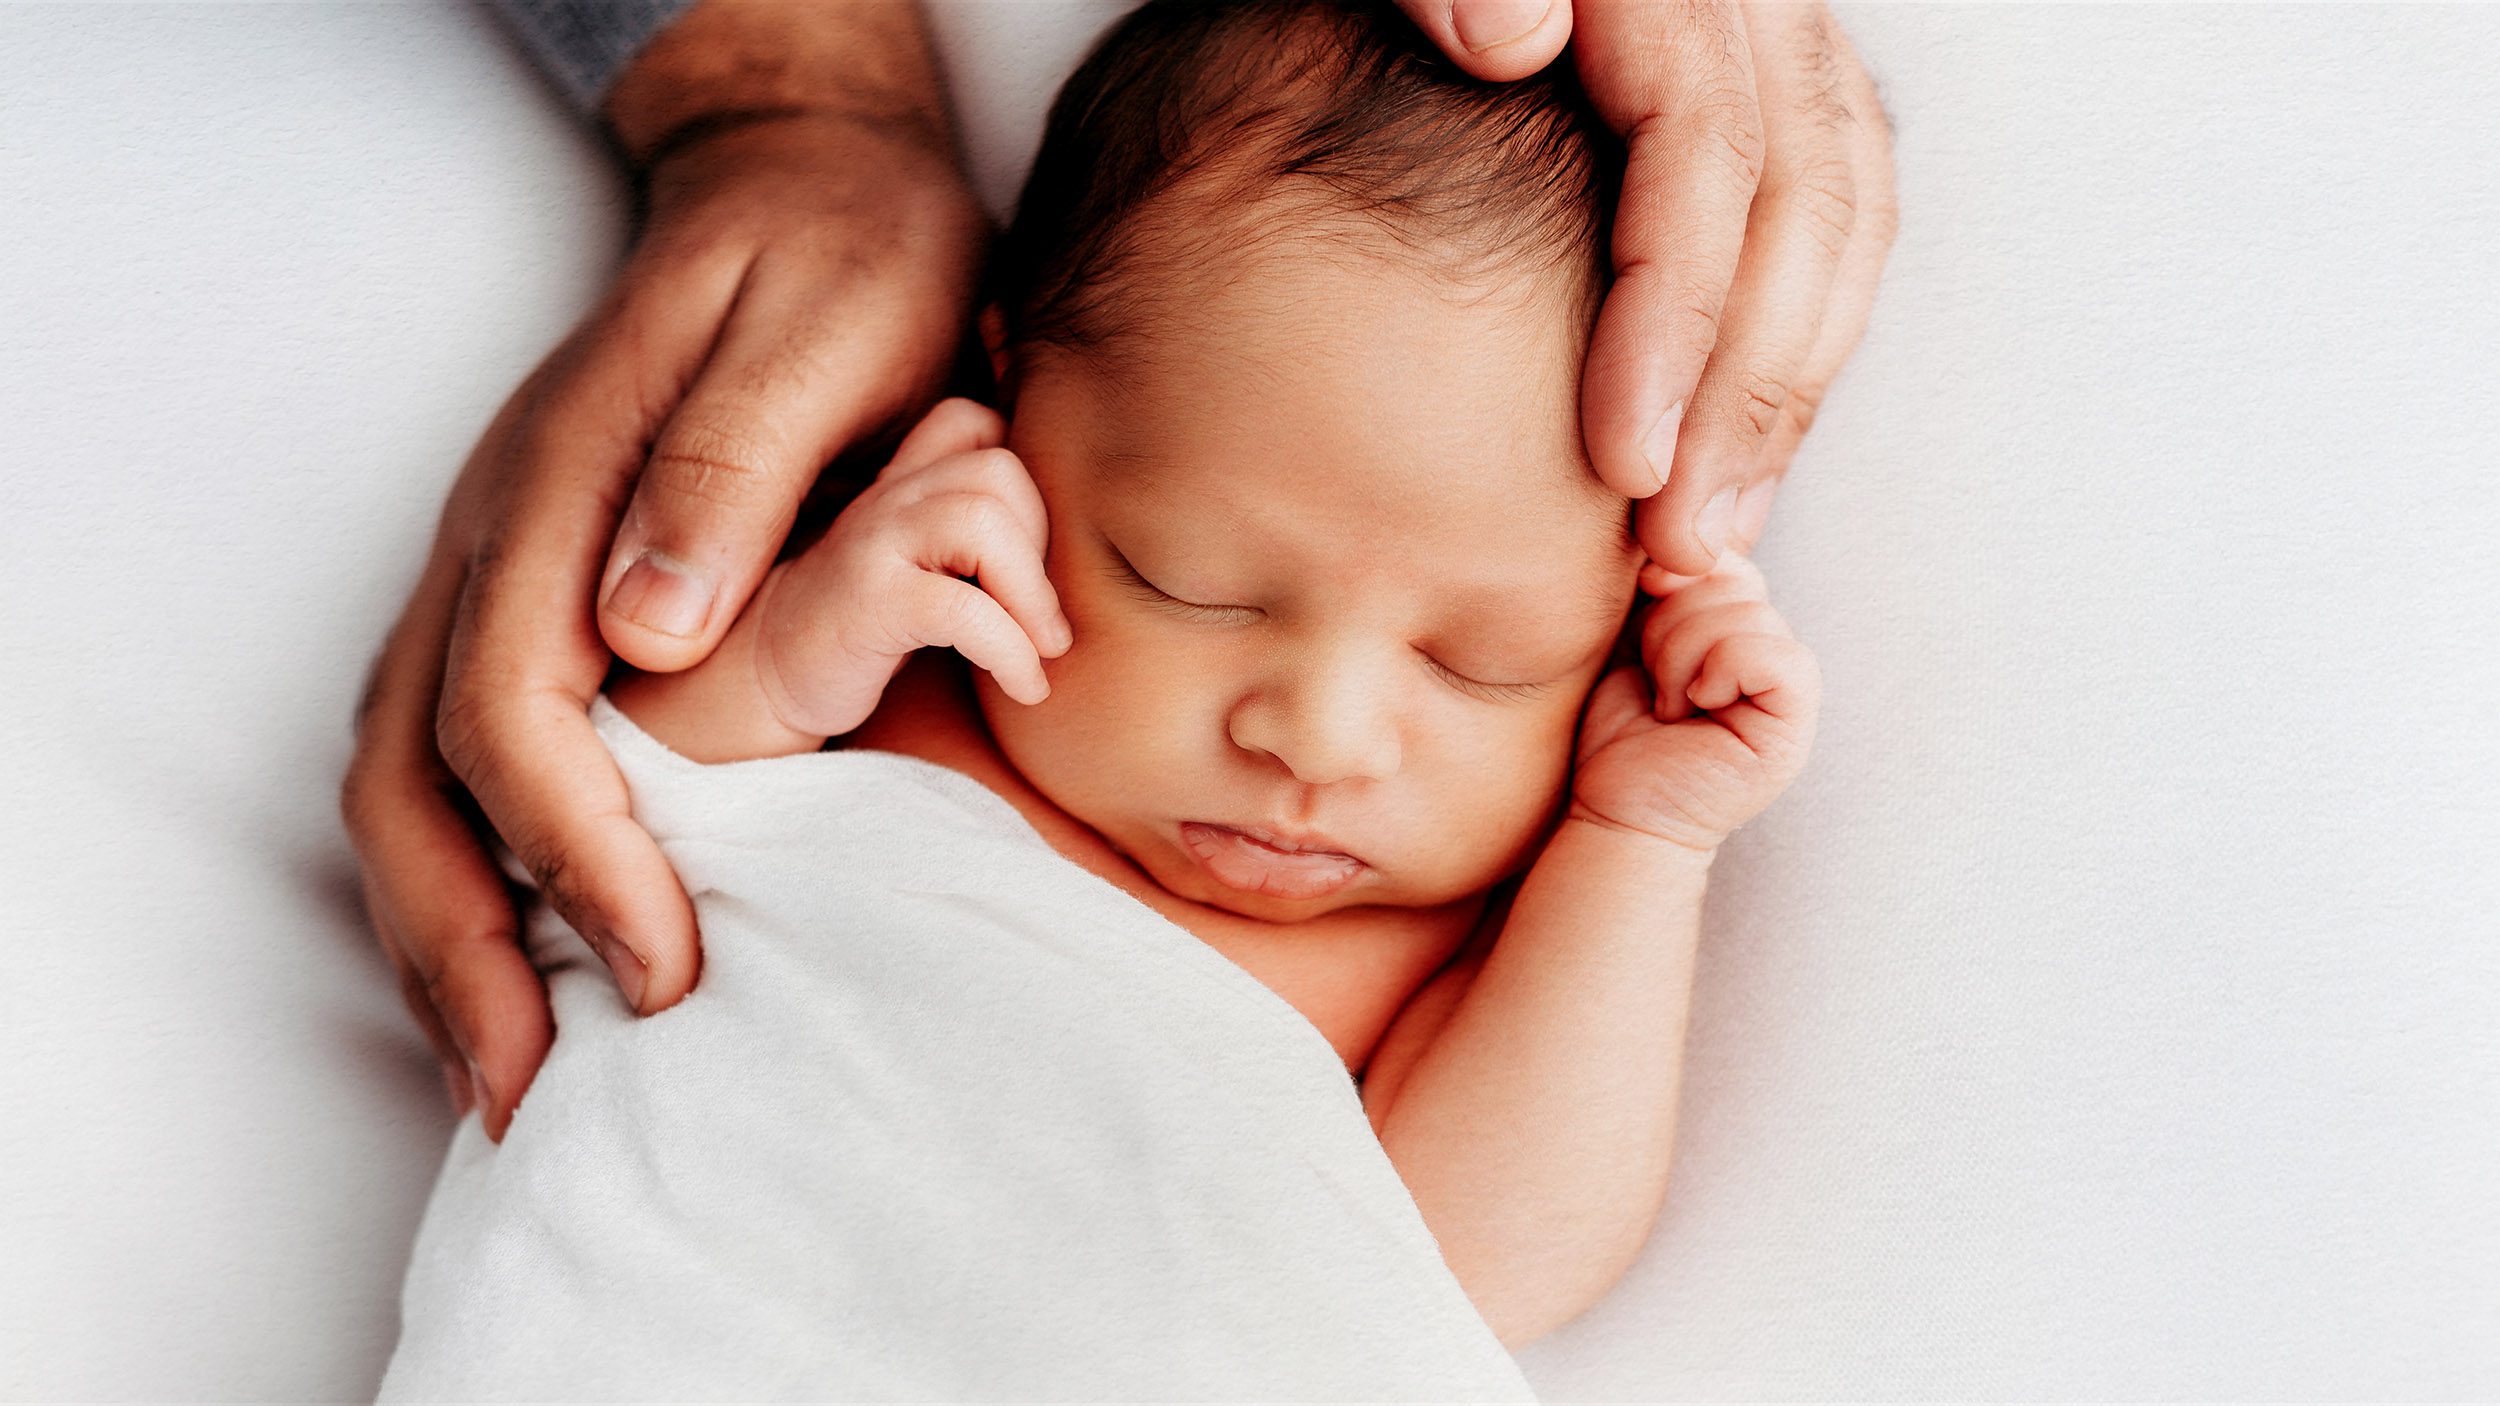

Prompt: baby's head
xmin=976 ymin=0 xmax=1640 ymax=922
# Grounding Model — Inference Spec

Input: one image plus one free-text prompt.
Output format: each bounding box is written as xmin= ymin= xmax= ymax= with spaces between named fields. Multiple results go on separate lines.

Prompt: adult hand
xmin=341 ymin=0 xmax=985 ymax=1140
xmin=1395 ymin=0 xmax=1899 ymax=580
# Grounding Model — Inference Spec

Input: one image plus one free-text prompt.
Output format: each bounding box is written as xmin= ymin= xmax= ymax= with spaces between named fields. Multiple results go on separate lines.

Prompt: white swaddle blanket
xmin=380 ymin=698 xmax=1531 ymax=1402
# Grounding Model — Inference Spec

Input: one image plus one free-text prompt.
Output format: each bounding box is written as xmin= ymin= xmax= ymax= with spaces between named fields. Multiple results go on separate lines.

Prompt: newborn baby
xmin=401 ymin=0 xmax=1820 ymax=1382
xmin=615 ymin=0 xmax=1819 ymax=1351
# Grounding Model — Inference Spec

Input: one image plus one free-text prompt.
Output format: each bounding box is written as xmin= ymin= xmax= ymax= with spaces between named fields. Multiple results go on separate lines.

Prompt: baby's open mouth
xmin=1177 ymin=821 xmax=1367 ymax=902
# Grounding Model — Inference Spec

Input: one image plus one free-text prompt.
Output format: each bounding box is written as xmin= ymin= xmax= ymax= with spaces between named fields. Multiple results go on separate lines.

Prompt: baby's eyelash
xmin=1107 ymin=555 xmax=1258 ymax=620
xmin=1108 ymin=549 xmax=1548 ymax=701
xmin=1426 ymin=656 xmax=1557 ymax=704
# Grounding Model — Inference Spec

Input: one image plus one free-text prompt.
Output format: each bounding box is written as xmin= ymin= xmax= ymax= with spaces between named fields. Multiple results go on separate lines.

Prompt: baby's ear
xmin=978 ymin=304 xmax=1013 ymax=393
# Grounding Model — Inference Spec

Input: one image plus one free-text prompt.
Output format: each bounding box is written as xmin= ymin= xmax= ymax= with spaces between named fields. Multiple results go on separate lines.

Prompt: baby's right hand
xmin=751 ymin=398 xmax=1071 ymax=738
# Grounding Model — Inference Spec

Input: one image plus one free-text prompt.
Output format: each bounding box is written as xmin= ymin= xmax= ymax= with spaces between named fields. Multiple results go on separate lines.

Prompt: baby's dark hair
xmin=989 ymin=0 xmax=1621 ymax=363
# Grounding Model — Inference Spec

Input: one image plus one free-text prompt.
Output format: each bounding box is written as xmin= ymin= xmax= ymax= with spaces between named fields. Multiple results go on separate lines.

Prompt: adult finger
xmin=375 ymin=911 xmax=472 ymax=1118
xmin=368 ymin=813 xmax=558 ymax=1143
xmin=442 ymin=444 xmax=703 ymax=1020
xmin=436 ymin=659 xmax=702 ymax=1024
xmin=1394 ymin=0 xmax=1574 ymax=81
xmin=598 ymin=248 xmax=940 ymax=674
xmin=344 ymin=551 xmax=554 ymax=1140
xmin=1640 ymin=2 xmax=1859 ymax=573
xmin=1574 ymin=0 xmax=1765 ymax=505
xmin=1751 ymin=26 xmax=1898 ymax=492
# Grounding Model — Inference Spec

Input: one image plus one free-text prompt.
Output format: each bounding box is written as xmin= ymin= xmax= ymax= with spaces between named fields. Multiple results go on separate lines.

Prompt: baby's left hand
xmin=1570 ymin=554 xmax=1822 ymax=856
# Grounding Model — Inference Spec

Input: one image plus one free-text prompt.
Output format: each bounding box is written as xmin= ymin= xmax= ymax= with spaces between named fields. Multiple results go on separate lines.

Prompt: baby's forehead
xmin=1050 ymin=244 xmax=1619 ymax=517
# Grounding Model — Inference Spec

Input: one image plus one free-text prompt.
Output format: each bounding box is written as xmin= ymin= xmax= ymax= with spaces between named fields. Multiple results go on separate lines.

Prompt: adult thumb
xmin=598 ymin=267 xmax=926 ymax=674
xmin=1394 ymin=0 xmax=1573 ymax=81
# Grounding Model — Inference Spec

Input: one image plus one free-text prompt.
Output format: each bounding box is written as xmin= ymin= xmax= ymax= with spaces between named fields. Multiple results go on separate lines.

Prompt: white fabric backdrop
xmin=3 ymin=2 xmax=2494 ymax=1398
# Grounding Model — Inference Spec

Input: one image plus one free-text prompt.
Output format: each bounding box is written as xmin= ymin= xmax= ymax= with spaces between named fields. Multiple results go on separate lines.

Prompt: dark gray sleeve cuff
xmin=489 ymin=0 xmax=701 ymax=112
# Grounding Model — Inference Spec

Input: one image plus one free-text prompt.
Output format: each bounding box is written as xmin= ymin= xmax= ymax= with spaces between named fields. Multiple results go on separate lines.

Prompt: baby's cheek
xmin=1003 ymin=624 xmax=1203 ymax=791
xmin=1411 ymin=710 xmax=1579 ymax=890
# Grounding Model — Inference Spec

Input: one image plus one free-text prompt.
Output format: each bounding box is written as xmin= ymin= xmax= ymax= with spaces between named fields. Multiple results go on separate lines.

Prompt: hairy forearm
xmin=1371 ymin=819 xmax=1713 ymax=1347
xmin=604 ymin=0 xmax=956 ymax=166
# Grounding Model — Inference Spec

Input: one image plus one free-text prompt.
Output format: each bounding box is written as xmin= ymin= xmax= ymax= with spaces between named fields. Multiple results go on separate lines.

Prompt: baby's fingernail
xmin=593 ymin=933 xmax=650 ymax=1011
xmin=607 ymin=550 xmax=713 ymax=639
xmin=1697 ymin=485 xmax=1742 ymax=558
xmin=1052 ymin=617 xmax=1074 ymax=654
xmin=1452 ymin=0 xmax=1551 ymax=52
xmin=1639 ymin=401 xmax=1682 ymax=494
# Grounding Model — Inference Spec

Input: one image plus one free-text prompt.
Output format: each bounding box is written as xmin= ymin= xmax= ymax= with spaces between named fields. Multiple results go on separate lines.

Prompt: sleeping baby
xmin=384 ymin=0 xmax=1820 ymax=1396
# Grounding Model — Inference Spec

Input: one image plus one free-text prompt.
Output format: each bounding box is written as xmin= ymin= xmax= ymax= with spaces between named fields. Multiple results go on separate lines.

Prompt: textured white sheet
xmin=3 ymin=2 xmax=2495 ymax=1398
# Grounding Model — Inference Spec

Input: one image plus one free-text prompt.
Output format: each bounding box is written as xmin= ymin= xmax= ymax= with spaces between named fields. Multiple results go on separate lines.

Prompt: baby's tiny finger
xmin=910 ymin=490 xmax=1069 ymax=657
xmin=1640 ymin=577 xmax=1775 ymax=672
xmin=1646 ymin=599 xmax=1786 ymax=720
xmin=904 ymin=573 xmax=1052 ymax=704
xmin=1689 ymin=632 xmax=1821 ymax=757
xmin=883 ymin=398 xmax=1008 ymax=480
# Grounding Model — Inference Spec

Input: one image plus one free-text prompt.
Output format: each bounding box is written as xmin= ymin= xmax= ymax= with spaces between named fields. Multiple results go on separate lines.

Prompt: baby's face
xmin=978 ymin=247 xmax=1641 ymax=923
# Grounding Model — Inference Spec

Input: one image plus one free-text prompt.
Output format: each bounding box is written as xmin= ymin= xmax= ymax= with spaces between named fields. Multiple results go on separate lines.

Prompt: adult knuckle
xmin=1795 ymin=11 xmax=1856 ymax=131
xmin=1780 ymin=159 xmax=1859 ymax=257
xmin=432 ymin=686 xmax=505 ymax=789
xmin=642 ymin=419 xmax=782 ymax=512
xmin=1729 ymin=368 xmax=1791 ymax=443
xmin=1685 ymin=93 xmax=1767 ymax=194
xmin=1666 ymin=284 xmax=1725 ymax=351
xmin=514 ymin=841 xmax=597 ymax=944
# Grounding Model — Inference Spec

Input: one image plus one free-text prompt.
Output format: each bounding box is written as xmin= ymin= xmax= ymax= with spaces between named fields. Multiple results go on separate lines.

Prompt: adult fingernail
xmin=444 ymin=1060 xmax=475 ymax=1117
xmin=470 ymin=1066 xmax=496 ymax=1125
xmin=1452 ymin=0 xmax=1550 ymax=52
xmin=1640 ymin=401 xmax=1683 ymax=494
xmin=593 ymin=933 xmax=650 ymax=1011
xmin=607 ymin=551 xmax=713 ymax=639
xmin=1697 ymin=485 xmax=1742 ymax=557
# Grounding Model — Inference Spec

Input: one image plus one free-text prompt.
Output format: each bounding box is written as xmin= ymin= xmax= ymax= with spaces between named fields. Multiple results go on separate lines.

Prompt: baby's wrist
xmin=610 ymin=591 xmax=828 ymax=764
xmin=1559 ymin=805 xmax=1724 ymax=871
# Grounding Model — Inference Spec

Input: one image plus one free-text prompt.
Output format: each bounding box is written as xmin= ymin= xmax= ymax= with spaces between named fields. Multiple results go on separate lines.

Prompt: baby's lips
xmin=1177 ymin=821 xmax=1368 ymax=903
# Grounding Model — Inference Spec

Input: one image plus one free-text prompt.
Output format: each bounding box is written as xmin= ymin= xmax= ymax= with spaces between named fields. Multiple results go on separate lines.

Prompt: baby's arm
xmin=1361 ymin=554 xmax=1821 ymax=1349
xmin=610 ymin=398 xmax=1068 ymax=762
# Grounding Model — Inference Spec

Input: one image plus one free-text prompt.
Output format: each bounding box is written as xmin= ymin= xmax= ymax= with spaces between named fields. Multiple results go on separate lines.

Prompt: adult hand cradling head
xmin=341 ymin=0 xmax=1895 ymax=1139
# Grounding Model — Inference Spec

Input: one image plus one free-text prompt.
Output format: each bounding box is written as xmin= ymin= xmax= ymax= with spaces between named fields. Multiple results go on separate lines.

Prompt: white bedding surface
xmin=3 ymin=2 xmax=2496 ymax=1398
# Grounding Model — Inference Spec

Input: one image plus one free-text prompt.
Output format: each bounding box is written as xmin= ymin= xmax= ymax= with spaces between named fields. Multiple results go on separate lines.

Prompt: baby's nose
xmin=1226 ymin=656 xmax=1403 ymax=787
